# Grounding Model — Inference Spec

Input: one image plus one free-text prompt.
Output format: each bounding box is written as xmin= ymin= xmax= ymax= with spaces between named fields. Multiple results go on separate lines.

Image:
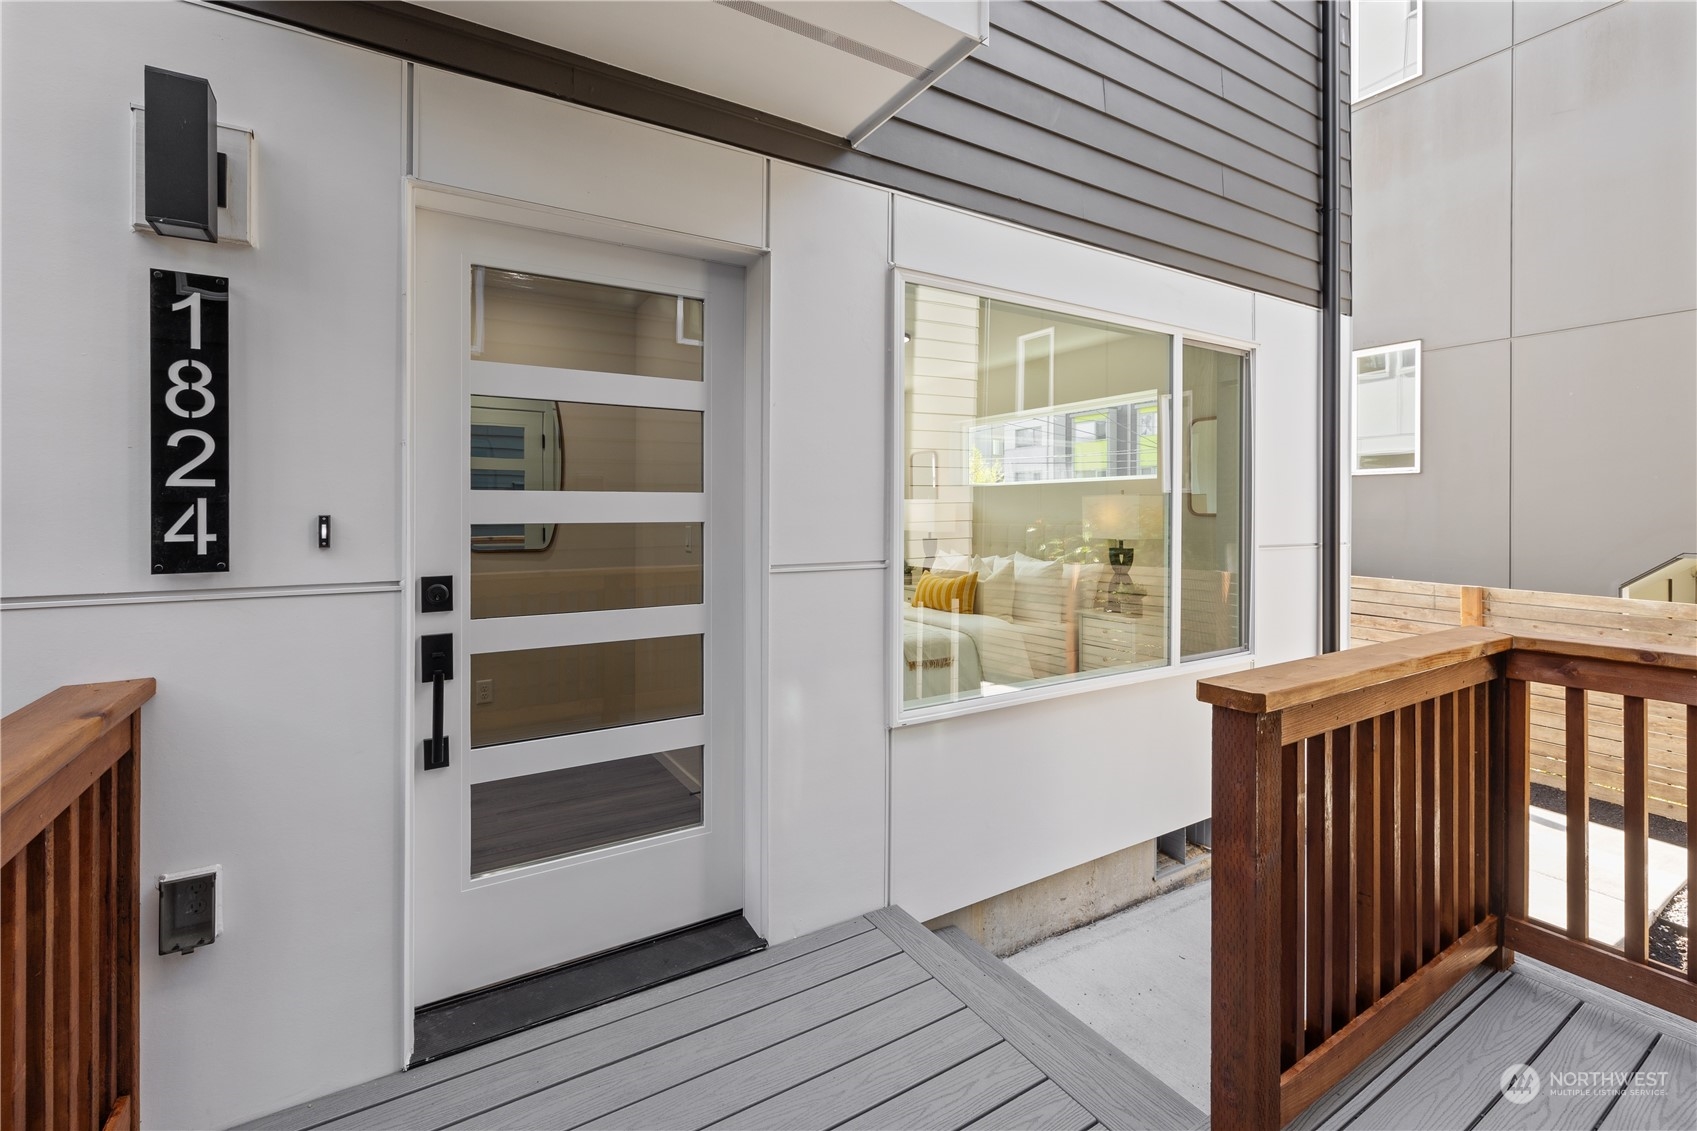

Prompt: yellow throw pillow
xmin=912 ymin=570 xmax=979 ymax=614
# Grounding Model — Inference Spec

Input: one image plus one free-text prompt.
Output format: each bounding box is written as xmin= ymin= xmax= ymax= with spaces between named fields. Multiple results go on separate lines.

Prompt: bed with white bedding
xmin=903 ymin=605 xmax=1074 ymax=701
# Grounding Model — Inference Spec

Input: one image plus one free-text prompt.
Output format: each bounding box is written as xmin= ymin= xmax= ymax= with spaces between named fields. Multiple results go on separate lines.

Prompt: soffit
xmin=412 ymin=0 xmax=987 ymax=141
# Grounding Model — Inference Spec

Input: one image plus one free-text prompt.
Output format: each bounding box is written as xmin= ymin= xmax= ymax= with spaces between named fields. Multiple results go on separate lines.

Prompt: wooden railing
xmin=2 ymin=680 xmax=154 ymax=1131
xmin=1200 ymin=631 xmax=1695 ymax=1129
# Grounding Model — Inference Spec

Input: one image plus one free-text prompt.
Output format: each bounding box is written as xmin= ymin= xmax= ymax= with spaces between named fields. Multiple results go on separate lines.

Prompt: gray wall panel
xmin=1353 ymin=53 xmax=1512 ymax=350
xmin=1513 ymin=0 xmax=1620 ymax=43
xmin=1511 ymin=0 xmax=1697 ymax=336
xmin=1422 ymin=1 xmax=1513 ymax=85
xmin=1510 ymin=312 xmax=1697 ymax=596
xmin=1352 ymin=341 xmax=1512 ymax=588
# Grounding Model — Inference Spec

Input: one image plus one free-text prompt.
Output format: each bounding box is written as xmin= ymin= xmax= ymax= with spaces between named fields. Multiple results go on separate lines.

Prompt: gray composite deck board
xmin=835 ymin=1042 xmax=1046 ymax=1130
xmin=915 ymin=918 xmax=1202 ymax=1130
xmin=453 ymin=955 xmax=933 ymax=1129
xmin=1474 ymin=1002 xmax=1657 ymax=1131
xmin=1348 ymin=975 xmax=1578 ymax=1131
xmin=241 ymin=916 xmax=878 ymax=1130
xmin=1293 ymin=967 xmax=1504 ymax=1131
xmin=1307 ymin=963 xmax=1697 ymax=1131
xmin=706 ymin=1011 xmax=1004 ymax=1129
xmin=330 ymin=929 xmax=903 ymax=1128
xmin=583 ymin=981 xmax=965 ymax=1129
xmin=965 ymin=1078 xmax=1095 ymax=1131
xmin=1598 ymin=1033 xmax=1697 ymax=1131
xmin=248 ymin=908 xmax=1209 ymax=1131
xmin=584 ymin=982 xmax=966 ymax=1130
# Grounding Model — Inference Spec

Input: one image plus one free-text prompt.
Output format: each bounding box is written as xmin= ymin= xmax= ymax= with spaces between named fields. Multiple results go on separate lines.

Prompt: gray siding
xmin=848 ymin=1 xmax=1344 ymax=308
xmin=222 ymin=0 xmax=1349 ymax=309
xmin=1352 ymin=0 xmax=1697 ymax=596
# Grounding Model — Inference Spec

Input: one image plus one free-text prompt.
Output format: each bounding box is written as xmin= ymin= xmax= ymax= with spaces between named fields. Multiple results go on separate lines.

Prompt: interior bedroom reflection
xmin=901 ymin=284 xmax=1246 ymax=710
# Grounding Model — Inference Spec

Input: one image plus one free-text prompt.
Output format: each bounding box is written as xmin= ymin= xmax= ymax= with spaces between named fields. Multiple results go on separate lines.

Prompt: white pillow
xmin=976 ymin=559 xmax=1015 ymax=619
xmin=932 ymin=550 xmax=973 ymax=574
xmin=1012 ymin=555 xmax=1067 ymax=623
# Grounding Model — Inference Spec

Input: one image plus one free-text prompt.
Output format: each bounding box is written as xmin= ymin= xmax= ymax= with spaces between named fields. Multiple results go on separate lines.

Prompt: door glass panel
xmin=470 ymin=635 xmax=703 ymax=747
xmin=470 ymin=747 xmax=704 ymax=875
xmin=472 ymin=267 xmax=704 ymax=381
xmin=469 ymin=395 xmax=702 ymax=493
xmin=470 ymin=522 xmax=704 ymax=618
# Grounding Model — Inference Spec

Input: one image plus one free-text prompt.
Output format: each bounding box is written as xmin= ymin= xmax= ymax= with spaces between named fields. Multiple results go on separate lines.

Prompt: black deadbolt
xmin=420 ymin=575 xmax=453 ymax=613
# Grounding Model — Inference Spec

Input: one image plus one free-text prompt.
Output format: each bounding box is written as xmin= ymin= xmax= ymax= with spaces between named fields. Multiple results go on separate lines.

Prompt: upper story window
xmin=1353 ymin=0 xmax=1423 ymax=102
xmin=1352 ymin=341 xmax=1421 ymax=474
xmin=899 ymin=282 xmax=1250 ymax=716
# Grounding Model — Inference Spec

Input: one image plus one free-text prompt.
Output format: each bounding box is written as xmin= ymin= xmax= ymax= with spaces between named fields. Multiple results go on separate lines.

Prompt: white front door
xmin=411 ymin=209 xmax=745 ymax=1006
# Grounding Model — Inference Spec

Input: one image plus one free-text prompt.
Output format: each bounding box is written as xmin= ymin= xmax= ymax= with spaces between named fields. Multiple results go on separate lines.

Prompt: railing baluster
xmin=1 ymin=855 xmax=24 ymax=1128
xmin=1623 ymin=696 xmax=1649 ymax=963
xmin=79 ymin=788 xmax=99 ymax=1123
xmin=1377 ymin=712 xmax=1398 ymax=992
xmin=52 ymin=807 xmax=75 ymax=1131
xmin=102 ymin=767 xmax=118 ymax=1110
xmin=117 ymin=743 xmax=141 ymax=1128
xmin=1281 ymin=742 xmax=1302 ymax=1067
xmin=1689 ymin=705 xmax=1696 ymax=985
xmin=1438 ymin=693 xmax=1457 ymax=948
xmin=1566 ymin=687 xmax=1589 ymax=941
xmin=1329 ymin=726 xmax=1353 ymax=1033
xmin=1398 ymin=704 xmax=1419 ymax=981
xmin=1354 ymin=717 xmax=1379 ymax=1012
xmin=1457 ymin=686 xmax=1475 ymax=932
xmin=1474 ymin=687 xmax=1491 ymax=924
xmin=1499 ymin=677 xmax=1530 ymax=967
xmin=1419 ymin=698 xmax=1438 ymax=962
xmin=1305 ymin=734 xmax=1326 ymax=1046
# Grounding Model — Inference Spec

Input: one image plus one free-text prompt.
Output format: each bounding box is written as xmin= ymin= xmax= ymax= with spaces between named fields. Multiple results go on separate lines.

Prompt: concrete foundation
xmin=925 ymin=837 xmax=1211 ymax=957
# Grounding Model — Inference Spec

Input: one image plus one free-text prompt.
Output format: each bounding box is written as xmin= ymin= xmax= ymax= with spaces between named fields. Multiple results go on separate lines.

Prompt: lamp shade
xmin=1083 ymin=493 xmax=1163 ymax=540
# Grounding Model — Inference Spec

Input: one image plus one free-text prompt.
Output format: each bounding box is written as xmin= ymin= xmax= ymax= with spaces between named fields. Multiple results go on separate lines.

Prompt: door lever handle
xmin=420 ymin=633 xmax=453 ymax=770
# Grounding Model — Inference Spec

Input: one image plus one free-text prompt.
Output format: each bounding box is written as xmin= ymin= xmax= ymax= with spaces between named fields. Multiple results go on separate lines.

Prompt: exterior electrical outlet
xmin=159 ymin=866 xmax=221 ymax=955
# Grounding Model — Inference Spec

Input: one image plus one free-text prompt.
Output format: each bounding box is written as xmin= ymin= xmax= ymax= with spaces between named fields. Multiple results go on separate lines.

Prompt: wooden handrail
xmin=1202 ymin=631 xmax=1695 ymax=1129
xmin=2 ymin=679 xmax=153 ymax=1131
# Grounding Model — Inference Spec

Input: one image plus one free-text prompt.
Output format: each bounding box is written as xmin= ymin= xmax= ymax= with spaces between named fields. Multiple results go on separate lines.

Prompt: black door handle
xmin=421 ymin=633 xmax=453 ymax=769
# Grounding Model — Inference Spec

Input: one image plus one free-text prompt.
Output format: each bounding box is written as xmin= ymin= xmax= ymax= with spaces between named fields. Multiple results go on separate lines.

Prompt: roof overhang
xmin=412 ymin=0 xmax=988 ymax=144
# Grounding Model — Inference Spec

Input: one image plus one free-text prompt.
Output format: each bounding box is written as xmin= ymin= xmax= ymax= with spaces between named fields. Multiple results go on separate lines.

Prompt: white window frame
xmin=1351 ymin=0 xmax=1424 ymax=103
xmin=891 ymin=269 xmax=1256 ymax=727
xmin=1351 ymin=340 xmax=1422 ymax=476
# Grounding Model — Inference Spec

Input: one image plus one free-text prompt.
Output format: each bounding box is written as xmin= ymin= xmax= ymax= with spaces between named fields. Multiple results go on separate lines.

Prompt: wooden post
xmin=1459 ymin=586 xmax=1486 ymax=627
xmin=1211 ymin=706 xmax=1284 ymax=1131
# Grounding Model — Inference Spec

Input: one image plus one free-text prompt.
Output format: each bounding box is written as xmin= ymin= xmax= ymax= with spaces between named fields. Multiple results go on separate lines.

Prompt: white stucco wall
xmin=2 ymin=4 xmax=1324 ymax=1124
xmin=1 ymin=3 xmax=408 ymax=1125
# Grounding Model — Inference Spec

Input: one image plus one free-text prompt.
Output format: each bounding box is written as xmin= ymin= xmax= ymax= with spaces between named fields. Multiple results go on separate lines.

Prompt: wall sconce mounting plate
xmin=132 ymin=109 xmax=254 ymax=247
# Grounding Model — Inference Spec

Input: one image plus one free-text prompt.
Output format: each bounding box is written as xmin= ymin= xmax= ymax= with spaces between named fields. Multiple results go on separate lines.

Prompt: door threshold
xmin=410 ymin=912 xmax=765 ymax=1066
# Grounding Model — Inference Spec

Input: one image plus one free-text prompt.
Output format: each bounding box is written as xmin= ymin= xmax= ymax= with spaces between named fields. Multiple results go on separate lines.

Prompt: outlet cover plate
xmin=159 ymin=864 xmax=223 ymax=955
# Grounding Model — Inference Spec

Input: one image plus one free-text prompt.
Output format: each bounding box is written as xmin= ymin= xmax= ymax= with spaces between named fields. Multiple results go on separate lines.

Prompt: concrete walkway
xmin=1007 ymin=880 xmax=1212 ymax=1114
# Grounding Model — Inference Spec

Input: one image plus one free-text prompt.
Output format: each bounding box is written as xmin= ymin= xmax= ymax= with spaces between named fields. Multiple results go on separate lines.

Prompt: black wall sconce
xmin=144 ymin=66 xmax=218 ymax=242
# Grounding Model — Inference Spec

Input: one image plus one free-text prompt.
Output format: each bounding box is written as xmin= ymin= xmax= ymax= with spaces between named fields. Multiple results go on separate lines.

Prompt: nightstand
xmin=1078 ymin=609 xmax=1158 ymax=671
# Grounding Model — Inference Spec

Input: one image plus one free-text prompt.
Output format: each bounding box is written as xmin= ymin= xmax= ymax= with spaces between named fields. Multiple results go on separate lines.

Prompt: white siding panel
xmin=1252 ymin=295 xmax=1321 ymax=548
xmin=1253 ymin=545 xmax=1320 ymax=665
xmin=0 ymin=593 xmax=402 ymax=1129
xmin=0 ymin=1 xmax=405 ymax=597
xmin=765 ymin=568 xmax=889 ymax=940
xmin=414 ymin=66 xmax=766 ymax=249
xmin=767 ymin=165 xmax=892 ymax=566
xmin=889 ymin=668 xmax=1234 ymax=921
xmin=891 ymin=196 xmax=1256 ymax=342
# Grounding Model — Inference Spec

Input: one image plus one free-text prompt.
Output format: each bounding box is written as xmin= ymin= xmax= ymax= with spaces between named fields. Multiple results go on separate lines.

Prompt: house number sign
xmin=150 ymin=269 xmax=229 ymax=573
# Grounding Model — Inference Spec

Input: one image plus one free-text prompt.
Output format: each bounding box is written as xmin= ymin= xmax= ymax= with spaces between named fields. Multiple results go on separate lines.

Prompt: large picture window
xmin=1352 ymin=341 xmax=1421 ymax=474
xmin=899 ymin=282 xmax=1249 ymax=712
